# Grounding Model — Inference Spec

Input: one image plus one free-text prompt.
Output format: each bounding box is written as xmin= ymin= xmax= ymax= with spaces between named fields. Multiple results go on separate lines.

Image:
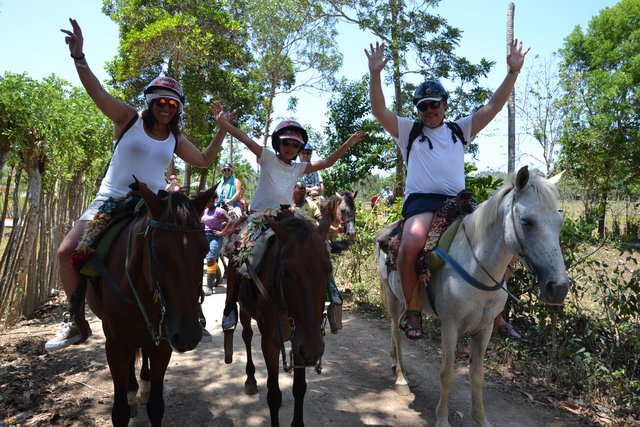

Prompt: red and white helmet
xmin=271 ymin=119 xmax=308 ymax=153
xmin=144 ymin=76 xmax=185 ymax=111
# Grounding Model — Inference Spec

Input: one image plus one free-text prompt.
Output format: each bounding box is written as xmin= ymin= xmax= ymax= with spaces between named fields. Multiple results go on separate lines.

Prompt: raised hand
xmin=61 ymin=18 xmax=84 ymax=58
xmin=507 ymin=39 xmax=530 ymax=73
xmin=364 ymin=42 xmax=389 ymax=74
xmin=346 ymin=130 xmax=367 ymax=147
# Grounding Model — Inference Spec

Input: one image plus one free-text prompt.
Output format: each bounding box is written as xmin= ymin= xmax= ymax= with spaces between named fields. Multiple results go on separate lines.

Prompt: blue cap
xmin=304 ymin=142 xmax=314 ymax=150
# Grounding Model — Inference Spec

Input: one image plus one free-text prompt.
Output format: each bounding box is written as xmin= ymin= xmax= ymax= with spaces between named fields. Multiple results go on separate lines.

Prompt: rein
xmin=124 ymin=214 xmax=204 ymax=346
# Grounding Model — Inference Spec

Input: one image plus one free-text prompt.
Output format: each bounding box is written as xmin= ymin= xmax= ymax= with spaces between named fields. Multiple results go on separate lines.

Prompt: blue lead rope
xmin=434 ymin=246 xmax=505 ymax=292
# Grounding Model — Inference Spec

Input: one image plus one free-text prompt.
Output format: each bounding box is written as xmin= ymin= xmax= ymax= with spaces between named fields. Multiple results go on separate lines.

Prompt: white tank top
xmin=98 ymin=115 xmax=176 ymax=198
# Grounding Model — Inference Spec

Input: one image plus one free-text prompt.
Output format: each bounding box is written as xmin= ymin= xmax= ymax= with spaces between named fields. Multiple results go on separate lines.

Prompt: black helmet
xmin=271 ymin=120 xmax=308 ymax=153
xmin=412 ymin=80 xmax=448 ymax=106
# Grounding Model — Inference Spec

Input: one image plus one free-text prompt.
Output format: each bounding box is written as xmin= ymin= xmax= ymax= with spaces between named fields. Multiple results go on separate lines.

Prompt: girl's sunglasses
xmin=281 ymin=139 xmax=302 ymax=149
xmin=416 ymin=101 xmax=441 ymax=112
xmin=156 ymin=98 xmax=179 ymax=110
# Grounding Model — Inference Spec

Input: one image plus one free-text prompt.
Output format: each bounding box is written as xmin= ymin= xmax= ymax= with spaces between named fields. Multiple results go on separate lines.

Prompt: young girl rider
xmin=209 ymin=101 xmax=366 ymax=330
xmin=45 ymin=18 xmax=230 ymax=351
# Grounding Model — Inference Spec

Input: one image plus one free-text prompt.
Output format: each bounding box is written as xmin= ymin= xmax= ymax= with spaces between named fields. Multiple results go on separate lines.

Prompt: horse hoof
xmin=245 ymin=382 xmax=258 ymax=395
xmin=395 ymin=383 xmax=411 ymax=396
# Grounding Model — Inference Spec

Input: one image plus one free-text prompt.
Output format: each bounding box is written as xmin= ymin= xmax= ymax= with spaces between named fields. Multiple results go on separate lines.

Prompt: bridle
xmin=124 ymin=214 xmax=204 ymax=346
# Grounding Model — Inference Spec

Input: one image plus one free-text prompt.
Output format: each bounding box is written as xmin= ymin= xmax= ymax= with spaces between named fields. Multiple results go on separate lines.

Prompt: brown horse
xmin=78 ymin=182 xmax=214 ymax=427
xmin=233 ymin=213 xmax=332 ymax=427
xmin=323 ymin=191 xmax=357 ymax=253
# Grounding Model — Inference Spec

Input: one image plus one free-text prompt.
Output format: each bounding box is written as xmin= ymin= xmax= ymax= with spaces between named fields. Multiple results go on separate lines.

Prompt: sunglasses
xmin=156 ymin=97 xmax=179 ymax=110
xmin=222 ymin=168 xmax=232 ymax=172
xmin=416 ymin=101 xmax=441 ymax=112
xmin=281 ymin=139 xmax=302 ymax=149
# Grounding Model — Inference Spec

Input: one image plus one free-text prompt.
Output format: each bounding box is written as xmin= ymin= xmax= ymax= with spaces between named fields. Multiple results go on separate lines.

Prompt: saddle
xmin=73 ymin=193 xmax=144 ymax=276
xmin=377 ymin=190 xmax=477 ymax=283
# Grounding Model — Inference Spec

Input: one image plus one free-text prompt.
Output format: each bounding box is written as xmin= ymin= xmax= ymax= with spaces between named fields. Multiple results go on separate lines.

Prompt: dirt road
xmin=0 ymin=282 xmax=596 ymax=426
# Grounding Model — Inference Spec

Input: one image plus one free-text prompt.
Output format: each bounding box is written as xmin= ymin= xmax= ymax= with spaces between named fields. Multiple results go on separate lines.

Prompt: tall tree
xmin=558 ymin=0 xmax=640 ymax=231
xmin=240 ymin=0 xmax=342 ymax=146
xmin=317 ymin=0 xmax=494 ymax=194
xmin=517 ymin=55 xmax=563 ymax=176
xmin=506 ymin=2 xmax=515 ymax=173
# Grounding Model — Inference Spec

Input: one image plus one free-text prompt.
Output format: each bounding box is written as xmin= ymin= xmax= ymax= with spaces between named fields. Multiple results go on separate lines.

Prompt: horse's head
xmin=138 ymin=182 xmax=215 ymax=352
xmin=267 ymin=216 xmax=330 ymax=366
xmin=506 ymin=166 xmax=570 ymax=305
xmin=339 ymin=191 xmax=357 ymax=243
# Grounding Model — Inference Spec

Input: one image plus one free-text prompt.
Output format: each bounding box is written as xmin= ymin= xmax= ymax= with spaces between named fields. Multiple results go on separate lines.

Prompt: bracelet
xmin=508 ymin=68 xmax=520 ymax=75
xmin=70 ymin=53 xmax=85 ymax=60
xmin=75 ymin=61 xmax=88 ymax=69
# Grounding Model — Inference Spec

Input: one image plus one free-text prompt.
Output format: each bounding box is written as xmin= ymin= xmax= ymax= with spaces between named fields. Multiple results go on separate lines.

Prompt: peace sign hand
xmin=61 ymin=18 xmax=84 ymax=59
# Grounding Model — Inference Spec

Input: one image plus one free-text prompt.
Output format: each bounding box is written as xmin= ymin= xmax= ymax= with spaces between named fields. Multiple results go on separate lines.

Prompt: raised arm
xmin=471 ymin=39 xmax=530 ymax=136
xmin=365 ymin=42 xmax=399 ymax=138
xmin=306 ymin=131 xmax=366 ymax=174
xmin=210 ymin=101 xmax=263 ymax=158
xmin=175 ymin=110 xmax=233 ymax=168
xmin=61 ymin=18 xmax=135 ymax=134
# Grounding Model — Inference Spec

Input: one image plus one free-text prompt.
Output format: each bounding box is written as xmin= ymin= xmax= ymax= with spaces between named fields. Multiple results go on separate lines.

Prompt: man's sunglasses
xmin=156 ymin=98 xmax=179 ymax=110
xmin=222 ymin=168 xmax=232 ymax=172
xmin=416 ymin=101 xmax=441 ymax=112
xmin=281 ymin=139 xmax=302 ymax=149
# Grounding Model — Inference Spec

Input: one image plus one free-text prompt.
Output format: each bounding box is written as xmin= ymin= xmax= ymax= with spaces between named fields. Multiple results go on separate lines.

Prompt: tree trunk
xmin=507 ymin=2 xmax=516 ymax=174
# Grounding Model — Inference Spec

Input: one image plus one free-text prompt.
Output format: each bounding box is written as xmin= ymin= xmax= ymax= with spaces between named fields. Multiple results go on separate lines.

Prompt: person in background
xmin=215 ymin=163 xmax=243 ymax=218
xmin=292 ymin=181 xmax=321 ymax=221
xmin=298 ymin=142 xmax=324 ymax=199
xmin=201 ymin=196 xmax=232 ymax=296
xmin=165 ymin=174 xmax=181 ymax=192
xmin=45 ymin=18 xmax=229 ymax=352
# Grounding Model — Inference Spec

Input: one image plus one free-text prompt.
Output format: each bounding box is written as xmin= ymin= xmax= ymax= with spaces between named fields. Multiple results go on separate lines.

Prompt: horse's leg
xmin=387 ymin=277 xmax=411 ymax=395
xmin=240 ymin=308 xmax=258 ymax=395
xmin=105 ymin=340 xmax=133 ymax=427
xmin=126 ymin=351 xmax=139 ymax=418
xmin=435 ymin=322 xmax=458 ymax=427
xmin=139 ymin=349 xmax=151 ymax=401
xmin=469 ymin=327 xmax=494 ymax=427
xmin=262 ymin=334 xmax=282 ymax=427
xmin=145 ymin=344 xmax=172 ymax=427
xmin=291 ymin=366 xmax=307 ymax=427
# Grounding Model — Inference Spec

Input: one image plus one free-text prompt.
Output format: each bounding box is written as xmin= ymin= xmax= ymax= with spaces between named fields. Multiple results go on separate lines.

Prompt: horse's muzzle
xmin=540 ymin=276 xmax=570 ymax=306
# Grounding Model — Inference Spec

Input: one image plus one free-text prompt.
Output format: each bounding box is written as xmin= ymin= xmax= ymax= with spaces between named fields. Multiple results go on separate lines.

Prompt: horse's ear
xmin=353 ymin=190 xmax=358 ymax=199
xmin=193 ymin=187 xmax=217 ymax=214
xmin=138 ymin=181 xmax=163 ymax=217
xmin=335 ymin=192 xmax=342 ymax=199
xmin=515 ymin=166 xmax=530 ymax=191
xmin=547 ymin=170 xmax=565 ymax=186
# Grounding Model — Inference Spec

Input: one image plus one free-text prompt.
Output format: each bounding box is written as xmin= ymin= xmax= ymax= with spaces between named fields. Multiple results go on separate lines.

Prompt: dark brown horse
xmin=233 ymin=213 xmax=332 ymax=427
xmin=78 ymin=182 xmax=214 ymax=426
xmin=323 ymin=191 xmax=357 ymax=253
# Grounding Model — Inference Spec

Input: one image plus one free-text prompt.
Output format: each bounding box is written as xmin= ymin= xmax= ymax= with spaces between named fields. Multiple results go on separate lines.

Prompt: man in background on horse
xmin=365 ymin=39 xmax=529 ymax=340
xmin=45 ymin=18 xmax=229 ymax=351
xmin=215 ymin=163 xmax=244 ymax=218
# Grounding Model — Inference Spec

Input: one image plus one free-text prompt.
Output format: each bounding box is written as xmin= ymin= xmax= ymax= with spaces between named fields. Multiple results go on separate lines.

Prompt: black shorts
xmin=402 ymin=193 xmax=453 ymax=219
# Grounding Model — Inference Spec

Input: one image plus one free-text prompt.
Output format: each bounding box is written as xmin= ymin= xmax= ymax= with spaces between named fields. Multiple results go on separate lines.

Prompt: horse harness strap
xmin=90 ymin=254 xmax=135 ymax=305
xmin=433 ymin=246 xmax=505 ymax=292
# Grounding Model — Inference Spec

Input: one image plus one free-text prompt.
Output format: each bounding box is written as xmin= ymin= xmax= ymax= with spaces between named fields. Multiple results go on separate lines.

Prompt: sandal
xmin=400 ymin=311 xmax=424 ymax=340
xmin=498 ymin=322 xmax=522 ymax=340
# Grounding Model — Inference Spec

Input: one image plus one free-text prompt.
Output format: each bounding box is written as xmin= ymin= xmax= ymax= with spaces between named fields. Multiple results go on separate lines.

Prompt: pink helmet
xmin=144 ymin=76 xmax=185 ymax=104
xmin=271 ymin=119 xmax=308 ymax=153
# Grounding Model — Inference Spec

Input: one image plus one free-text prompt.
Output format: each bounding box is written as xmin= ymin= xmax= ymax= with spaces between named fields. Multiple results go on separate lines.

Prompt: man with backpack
xmin=365 ymin=39 xmax=529 ymax=339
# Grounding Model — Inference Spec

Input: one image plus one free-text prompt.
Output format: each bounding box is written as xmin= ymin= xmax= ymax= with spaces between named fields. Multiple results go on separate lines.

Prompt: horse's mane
xmin=162 ymin=191 xmax=201 ymax=227
xmin=278 ymin=215 xmax=320 ymax=245
xmin=463 ymin=172 xmax=559 ymax=242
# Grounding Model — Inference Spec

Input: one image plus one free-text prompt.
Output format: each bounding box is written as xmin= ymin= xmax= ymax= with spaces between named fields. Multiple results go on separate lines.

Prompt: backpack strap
xmin=406 ymin=120 xmax=467 ymax=165
xmin=445 ymin=121 xmax=467 ymax=145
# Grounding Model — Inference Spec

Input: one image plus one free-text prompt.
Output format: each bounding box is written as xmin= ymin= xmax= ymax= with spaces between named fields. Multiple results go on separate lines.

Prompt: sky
xmin=0 ymin=0 xmax=621 ymax=174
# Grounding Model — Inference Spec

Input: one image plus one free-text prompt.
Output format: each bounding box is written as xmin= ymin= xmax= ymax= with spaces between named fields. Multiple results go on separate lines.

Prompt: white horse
xmin=377 ymin=166 xmax=570 ymax=427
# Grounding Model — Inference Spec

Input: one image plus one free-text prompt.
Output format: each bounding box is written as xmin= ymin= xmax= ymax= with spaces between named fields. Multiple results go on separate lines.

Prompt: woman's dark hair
xmin=142 ymin=101 xmax=182 ymax=137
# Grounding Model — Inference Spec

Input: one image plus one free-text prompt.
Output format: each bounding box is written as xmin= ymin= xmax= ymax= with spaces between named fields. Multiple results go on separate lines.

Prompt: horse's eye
xmin=520 ymin=218 xmax=534 ymax=227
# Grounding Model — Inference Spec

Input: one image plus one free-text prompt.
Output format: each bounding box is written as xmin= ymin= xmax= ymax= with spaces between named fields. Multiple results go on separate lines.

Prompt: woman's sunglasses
xmin=156 ymin=97 xmax=179 ymax=110
xmin=416 ymin=101 xmax=441 ymax=112
xmin=281 ymin=139 xmax=302 ymax=149
xmin=222 ymin=168 xmax=232 ymax=172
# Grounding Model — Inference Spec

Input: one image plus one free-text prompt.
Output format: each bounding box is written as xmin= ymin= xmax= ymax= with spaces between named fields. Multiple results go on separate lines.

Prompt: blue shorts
xmin=402 ymin=193 xmax=453 ymax=219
